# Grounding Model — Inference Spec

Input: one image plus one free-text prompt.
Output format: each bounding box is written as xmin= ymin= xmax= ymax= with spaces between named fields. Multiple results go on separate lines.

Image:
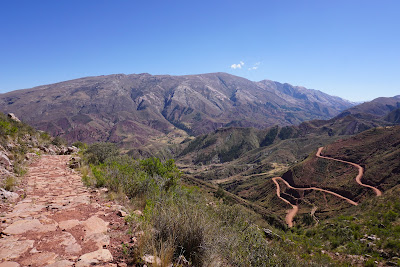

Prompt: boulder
xmin=59 ymin=147 xmax=68 ymax=155
xmin=0 ymin=168 xmax=14 ymax=179
xmin=142 ymin=255 xmax=161 ymax=265
xmin=263 ymin=228 xmax=282 ymax=240
xmin=67 ymin=146 xmax=78 ymax=154
xmin=116 ymin=210 xmax=127 ymax=217
xmin=0 ymin=188 xmax=19 ymax=202
xmin=133 ymin=210 xmax=143 ymax=217
xmin=25 ymin=152 xmax=38 ymax=161
xmin=7 ymin=113 xmax=20 ymax=122
xmin=39 ymin=145 xmax=50 ymax=153
xmin=0 ymin=152 xmax=13 ymax=170
xmin=69 ymin=157 xmax=81 ymax=169
xmin=6 ymin=143 xmax=18 ymax=150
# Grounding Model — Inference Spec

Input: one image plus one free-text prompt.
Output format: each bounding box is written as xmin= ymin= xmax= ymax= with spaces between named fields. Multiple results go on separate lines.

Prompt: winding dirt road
xmin=316 ymin=147 xmax=382 ymax=196
xmin=273 ymin=146 xmax=382 ymax=227
xmin=272 ymin=177 xmax=357 ymax=227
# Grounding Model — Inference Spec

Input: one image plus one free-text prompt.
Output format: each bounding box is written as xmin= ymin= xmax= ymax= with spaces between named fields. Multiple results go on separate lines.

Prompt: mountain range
xmin=0 ymin=73 xmax=354 ymax=146
xmin=1 ymin=72 xmax=400 ymax=265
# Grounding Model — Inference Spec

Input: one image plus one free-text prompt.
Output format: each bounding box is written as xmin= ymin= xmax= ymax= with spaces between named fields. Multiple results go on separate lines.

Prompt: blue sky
xmin=0 ymin=0 xmax=399 ymax=101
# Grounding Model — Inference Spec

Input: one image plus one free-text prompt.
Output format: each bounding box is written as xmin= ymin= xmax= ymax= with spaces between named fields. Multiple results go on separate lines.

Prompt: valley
xmin=1 ymin=74 xmax=400 ymax=266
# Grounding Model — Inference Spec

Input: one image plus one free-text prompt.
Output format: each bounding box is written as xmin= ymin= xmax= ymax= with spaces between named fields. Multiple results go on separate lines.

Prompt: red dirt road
xmin=273 ymin=146 xmax=382 ymax=227
xmin=316 ymin=147 xmax=382 ymax=196
xmin=272 ymin=177 xmax=357 ymax=227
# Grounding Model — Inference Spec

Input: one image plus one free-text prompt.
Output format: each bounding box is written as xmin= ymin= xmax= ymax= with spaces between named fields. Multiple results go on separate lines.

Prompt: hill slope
xmin=338 ymin=95 xmax=400 ymax=118
xmin=275 ymin=126 xmax=400 ymax=218
xmin=0 ymin=73 xmax=353 ymax=146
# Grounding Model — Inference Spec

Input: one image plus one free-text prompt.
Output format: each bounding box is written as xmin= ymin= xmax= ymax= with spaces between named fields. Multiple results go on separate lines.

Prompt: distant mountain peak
xmin=0 ymin=72 xmax=354 ymax=146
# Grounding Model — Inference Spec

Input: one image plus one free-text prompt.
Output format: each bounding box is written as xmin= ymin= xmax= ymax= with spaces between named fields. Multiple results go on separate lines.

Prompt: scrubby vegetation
xmin=0 ymin=112 xmax=53 ymax=189
xmin=81 ymin=142 xmax=331 ymax=266
xmin=78 ymin=126 xmax=400 ymax=266
xmin=286 ymin=185 xmax=400 ymax=266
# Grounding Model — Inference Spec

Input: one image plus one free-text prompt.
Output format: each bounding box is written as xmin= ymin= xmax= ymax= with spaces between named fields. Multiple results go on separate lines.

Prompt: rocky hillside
xmin=176 ymin=101 xmax=399 ymax=167
xmin=338 ymin=95 xmax=400 ymax=118
xmin=0 ymin=112 xmax=77 ymax=202
xmin=0 ymin=73 xmax=353 ymax=146
xmin=274 ymin=126 xmax=400 ymax=214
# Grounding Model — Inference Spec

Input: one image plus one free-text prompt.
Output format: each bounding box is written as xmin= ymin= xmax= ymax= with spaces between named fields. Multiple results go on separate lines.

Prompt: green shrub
xmin=365 ymin=258 xmax=376 ymax=267
xmin=149 ymin=193 xmax=209 ymax=266
xmin=51 ymin=136 xmax=67 ymax=146
xmin=91 ymin=165 xmax=106 ymax=187
xmin=72 ymin=141 xmax=87 ymax=150
xmin=39 ymin=131 xmax=51 ymax=141
xmin=384 ymin=210 xmax=398 ymax=223
xmin=84 ymin=142 xmax=118 ymax=164
xmin=2 ymin=176 xmax=17 ymax=191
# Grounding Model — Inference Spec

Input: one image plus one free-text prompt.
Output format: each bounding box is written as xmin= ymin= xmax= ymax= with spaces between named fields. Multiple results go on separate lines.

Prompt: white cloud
xmin=230 ymin=61 xmax=245 ymax=69
xmin=231 ymin=63 xmax=241 ymax=69
xmin=248 ymin=62 xmax=261 ymax=70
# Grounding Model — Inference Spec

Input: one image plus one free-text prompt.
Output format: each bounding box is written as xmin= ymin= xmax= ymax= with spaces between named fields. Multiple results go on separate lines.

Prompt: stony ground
xmin=0 ymin=155 xmax=131 ymax=267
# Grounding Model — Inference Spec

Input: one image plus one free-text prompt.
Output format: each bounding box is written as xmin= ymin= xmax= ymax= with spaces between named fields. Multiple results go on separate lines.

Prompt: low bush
xmin=84 ymin=142 xmax=118 ymax=165
xmin=72 ymin=141 xmax=87 ymax=150
xmin=51 ymin=136 xmax=67 ymax=146
xmin=2 ymin=176 xmax=17 ymax=191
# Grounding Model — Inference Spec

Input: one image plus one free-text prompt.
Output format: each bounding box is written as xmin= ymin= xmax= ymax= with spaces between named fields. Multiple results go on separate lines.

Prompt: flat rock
xmin=78 ymin=249 xmax=113 ymax=265
xmin=0 ymin=262 xmax=20 ymax=267
xmin=45 ymin=260 xmax=74 ymax=267
xmin=85 ymin=233 xmax=110 ymax=249
xmin=3 ymin=219 xmax=56 ymax=234
xmin=56 ymin=232 xmax=82 ymax=254
xmin=58 ymin=219 xmax=81 ymax=230
xmin=71 ymin=195 xmax=90 ymax=204
xmin=82 ymin=216 xmax=108 ymax=236
xmin=20 ymin=252 xmax=58 ymax=266
xmin=8 ymin=203 xmax=45 ymax=217
xmin=0 ymin=238 xmax=34 ymax=260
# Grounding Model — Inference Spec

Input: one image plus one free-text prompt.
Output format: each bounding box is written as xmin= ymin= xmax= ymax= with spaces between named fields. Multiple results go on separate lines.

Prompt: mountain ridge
xmin=0 ymin=72 xmax=353 ymax=146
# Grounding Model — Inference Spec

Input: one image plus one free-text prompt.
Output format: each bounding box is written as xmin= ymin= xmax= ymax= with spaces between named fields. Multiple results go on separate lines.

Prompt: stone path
xmin=0 ymin=155 xmax=129 ymax=267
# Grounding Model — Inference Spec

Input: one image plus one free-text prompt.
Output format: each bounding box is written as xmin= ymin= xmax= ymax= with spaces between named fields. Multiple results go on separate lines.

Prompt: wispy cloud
xmin=230 ymin=61 xmax=245 ymax=69
xmin=248 ymin=62 xmax=260 ymax=70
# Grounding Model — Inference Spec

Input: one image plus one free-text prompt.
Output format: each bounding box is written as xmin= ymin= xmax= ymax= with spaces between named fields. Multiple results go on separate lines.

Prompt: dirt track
xmin=316 ymin=147 xmax=382 ymax=196
xmin=273 ymin=146 xmax=382 ymax=227
xmin=272 ymin=177 xmax=357 ymax=227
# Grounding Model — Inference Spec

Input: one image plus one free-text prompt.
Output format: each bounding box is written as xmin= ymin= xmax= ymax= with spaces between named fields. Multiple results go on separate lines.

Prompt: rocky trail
xmin=0 ymin=155 xmax=130 ymax=267
xmin=273 ymin=147 xmax=382 ymax=227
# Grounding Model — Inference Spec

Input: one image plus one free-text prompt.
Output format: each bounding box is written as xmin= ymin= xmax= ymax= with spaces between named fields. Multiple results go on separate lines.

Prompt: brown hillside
xmin=0 ymin=73 xmax=353 ymax=146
